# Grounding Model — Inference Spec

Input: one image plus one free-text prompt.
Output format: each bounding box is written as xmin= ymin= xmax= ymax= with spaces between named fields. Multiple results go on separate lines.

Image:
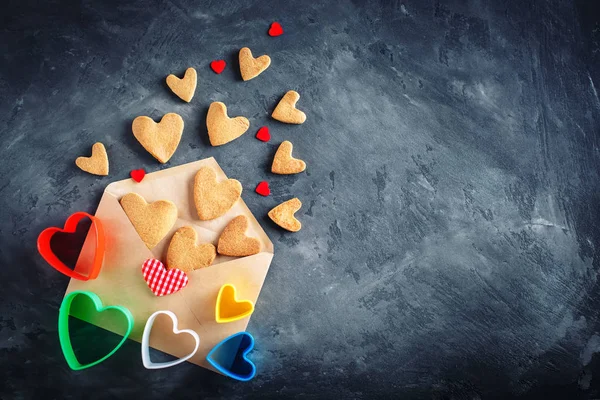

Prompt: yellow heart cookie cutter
xmin=215 ymin=284 xmax=254 ymax=323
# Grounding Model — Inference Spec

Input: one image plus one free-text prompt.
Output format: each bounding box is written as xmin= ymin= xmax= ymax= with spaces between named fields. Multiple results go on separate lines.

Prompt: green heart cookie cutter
xmin=58 ymin=290 xmax=134 ymax=370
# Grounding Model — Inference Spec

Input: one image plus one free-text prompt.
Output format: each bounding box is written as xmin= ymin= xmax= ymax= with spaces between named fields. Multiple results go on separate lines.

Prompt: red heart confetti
xmin=142 ymin=258 xmax=188 ymax=296
xmin=256 ymin=126 xmax=271 ymax=142
xmin=269 ymin=22 xmax=284 ymax=37
xmin=37 ymin=212 xmax=105 ymax=281
xmin=210 ymin=60 xmax=226 ymax=74
xmin=255 ymin=181 xmax=270 ymax=197
xmin=130 ymin=169 xmax=145 ymax=183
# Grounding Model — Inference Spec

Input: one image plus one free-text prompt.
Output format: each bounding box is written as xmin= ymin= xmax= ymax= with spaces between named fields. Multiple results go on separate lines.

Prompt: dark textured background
xmin=1 ymin=0 xmax=600 ymax=398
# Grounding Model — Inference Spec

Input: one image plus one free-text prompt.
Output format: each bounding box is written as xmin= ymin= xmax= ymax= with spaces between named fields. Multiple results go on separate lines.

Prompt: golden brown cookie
xmin=271 ymin=141 xmax=306 ymax=174
xmin=75 ymin=142 xmax=109 ymax=176
xmin=120 ymin=192 xmax=178 ymax=249
xmin=132 ymin=113 xmax=183 ymax=163
xmin=166 ymin=67 xmax=197 ymax=102
xmin=194 ymin=166 xmax=242 ymax=220
xmin=206 ymin=102 xmax=250 ymax=146
xmin=166 ymin=226 xmax=216 ymax=272
xmin=272 ymin=90 xmax=306 ymax=124
xmin=239 ymin=47 xmax=271 ymax=81
xmin=268 ymin=198 xmax=302 ymax=232
xmin=217 ymin=215 xmax=261 ymax=257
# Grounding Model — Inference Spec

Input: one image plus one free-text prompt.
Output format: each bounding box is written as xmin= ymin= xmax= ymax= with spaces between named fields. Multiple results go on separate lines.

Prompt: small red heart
xmin=130 ymin=169 xmax=145 ymax=183
xmin=256 ymin=126 xmax=271 ymax=142
xmin=255 ymin=181 xmax=270 ymax=197
xmin=37 ymin=212 xmax=105 ymax=281
xmin=210 ymin=60 xmax=226 ymax=74
xmin=269 ymin=22 xmax=284 ymax=37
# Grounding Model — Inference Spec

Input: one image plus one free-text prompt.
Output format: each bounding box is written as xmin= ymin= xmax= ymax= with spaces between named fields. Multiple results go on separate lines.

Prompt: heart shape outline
xmin=58 ymin=290 xmax=134 ymax=370
xmin=132 ymin=113 xmax=184 ymax=164
xmin=206 ymin=332 xmax=256 ymax=381
xmin=141 ymin=310 xmax=200 ymax=369
xmin=215 ymin=284 xmax=255 ymax=324
xmin=37 ymin=212 xmax=105 ymax=281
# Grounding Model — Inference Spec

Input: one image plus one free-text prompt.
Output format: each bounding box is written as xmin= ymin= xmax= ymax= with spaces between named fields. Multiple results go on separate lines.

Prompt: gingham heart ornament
xmin=141 ymin=258 xmax=188 ymax=296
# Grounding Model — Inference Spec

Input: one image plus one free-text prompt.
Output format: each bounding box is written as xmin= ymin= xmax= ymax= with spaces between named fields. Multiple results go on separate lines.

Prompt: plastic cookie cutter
xmin=215 ymin=284 xmax=255 ymax=323
xmin=37 ymin=211 xmax=105 ymax=281
xmin=206 ymin=332 xmax=256 ymax=381
xmin=59 ymin=290 xmax=134 ymax=370
xmin=141 ymin=310 xmax=200 ymax=369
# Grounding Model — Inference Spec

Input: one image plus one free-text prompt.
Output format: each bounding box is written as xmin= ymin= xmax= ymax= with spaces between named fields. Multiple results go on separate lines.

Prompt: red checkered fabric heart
xmin=141 ymin=258 xmax=188 ymax=296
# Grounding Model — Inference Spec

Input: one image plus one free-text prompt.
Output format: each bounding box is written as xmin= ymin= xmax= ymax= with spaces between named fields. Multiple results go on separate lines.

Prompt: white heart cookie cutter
xmin=141 ymin=310 xmax=200 ymax=369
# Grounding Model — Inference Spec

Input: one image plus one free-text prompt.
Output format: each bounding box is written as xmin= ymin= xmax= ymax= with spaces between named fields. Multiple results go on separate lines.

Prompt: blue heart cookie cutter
xmin=206 ymin=332 xmax=256 ymax=381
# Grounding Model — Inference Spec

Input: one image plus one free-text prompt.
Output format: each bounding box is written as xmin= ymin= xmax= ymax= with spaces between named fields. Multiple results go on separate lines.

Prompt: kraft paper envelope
xmin=65 ymin=157 xmax=274 ymax=371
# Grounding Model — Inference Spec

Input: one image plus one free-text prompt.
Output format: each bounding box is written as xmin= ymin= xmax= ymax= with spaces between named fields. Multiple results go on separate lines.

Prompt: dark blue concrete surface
xmin=1 ymin=0 xmax=600 ymax=398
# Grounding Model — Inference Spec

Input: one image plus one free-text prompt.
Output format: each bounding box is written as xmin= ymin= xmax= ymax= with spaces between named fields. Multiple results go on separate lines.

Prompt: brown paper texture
xmin=65 ymin=157 xmax=274 ymax=370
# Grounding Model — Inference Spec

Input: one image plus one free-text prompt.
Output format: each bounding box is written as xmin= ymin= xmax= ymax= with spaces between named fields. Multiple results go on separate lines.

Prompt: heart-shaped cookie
xmin=166 ymin=226 xmax=216 ymax=272
xmin=132 ymin=113 xmax=183 ymax=163
xmin=239 ymin=47 xmax=271 ymax=81
xmin=120 ymin=192 xmax=178 ymax=249
xmin=206 ymin=102 xmax=250 ymax=146
xmin=217 ymin=215 xmax=261 ymax=257
xmin=271 ymin=140 xmax=306 ymax=174
xmin=193 ymin=167 xmax=242 ymax=221
xmin=142 ymin=258 xmax=188 ymax=296
xmin=166 ymin=67 xmax=197 ymax=102
xmin=272 ymin=90 xmax=306 ymax=124
xmin=215 ymin=284 xmax=254 ymax=323
xmin=268 ymin=198 xmax=302 ymax=232
xmin=75 ymin=142 xmax=109 ymax=176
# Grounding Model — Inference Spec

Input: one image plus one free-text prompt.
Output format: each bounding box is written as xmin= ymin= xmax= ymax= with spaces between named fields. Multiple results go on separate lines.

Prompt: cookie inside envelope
xmin=65 ymin=157 xmax=274 ymax=370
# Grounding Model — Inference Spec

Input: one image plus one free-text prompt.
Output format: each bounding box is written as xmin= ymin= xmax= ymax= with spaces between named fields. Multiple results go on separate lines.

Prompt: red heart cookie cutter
xmin=37 ymin=212 xmax=105 ymax=281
